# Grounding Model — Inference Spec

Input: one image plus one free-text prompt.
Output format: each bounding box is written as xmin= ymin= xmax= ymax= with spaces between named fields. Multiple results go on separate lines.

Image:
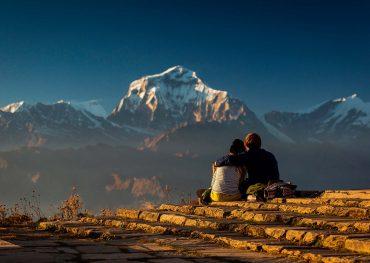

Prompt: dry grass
xmin=56 ymin=187 xmax=83 ymax=220
xmin=0 ymin=190 xmax=44 ymax=226
xmin=0 ymin=184 xmax=191 ymax=225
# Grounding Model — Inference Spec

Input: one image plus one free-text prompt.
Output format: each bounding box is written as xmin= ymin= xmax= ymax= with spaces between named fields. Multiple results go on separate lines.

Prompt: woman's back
xmin=211 ymin=166 xmax=241 ymax=195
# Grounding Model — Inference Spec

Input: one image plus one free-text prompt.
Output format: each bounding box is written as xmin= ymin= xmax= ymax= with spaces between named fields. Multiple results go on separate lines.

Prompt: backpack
xmin=264 ymin=181 xmax=297 ymax=200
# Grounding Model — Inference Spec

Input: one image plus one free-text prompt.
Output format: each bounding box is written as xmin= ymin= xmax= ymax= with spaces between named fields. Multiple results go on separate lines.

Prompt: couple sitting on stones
xmin=198 ymin=133 xmax=280 ymax=204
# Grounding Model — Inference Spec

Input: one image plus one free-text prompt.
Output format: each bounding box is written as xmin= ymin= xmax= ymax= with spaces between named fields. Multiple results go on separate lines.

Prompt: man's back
xmin=215 ymin=148 xmax=279 ymax=185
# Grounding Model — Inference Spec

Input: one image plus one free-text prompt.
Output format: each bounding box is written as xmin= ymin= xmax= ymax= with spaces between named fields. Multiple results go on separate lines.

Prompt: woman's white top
xmin=211 ymin=166 xmax=241 ymax=195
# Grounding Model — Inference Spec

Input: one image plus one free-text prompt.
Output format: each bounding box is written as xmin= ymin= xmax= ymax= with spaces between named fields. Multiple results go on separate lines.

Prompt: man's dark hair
xmin=229 ymin=139 xmax=246 ymax=154
xmin=244 ymin=133 xmax=262 ymax=149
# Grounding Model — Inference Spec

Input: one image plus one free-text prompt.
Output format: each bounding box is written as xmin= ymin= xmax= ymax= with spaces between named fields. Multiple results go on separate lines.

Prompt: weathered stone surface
xmin=139 ymin=211 xmax=161 ymax=222
xmin=245 ymin=225 xmax=266 ymax=237
xmin=159 ymin=204 xmax=195 ymax=214
xmin=8 ymin=191 xmax=370 ymax=262
xmin=320 ymin=189 xmax=370 ymax=200
xmin=344 ymin=238 xmax=370 ymax=254
xmin=353 ymin=221 xmax=370 ymax=232
xmin=264 ymin=227 xmax=287 ymax=239
xmin=322 ymin=235 xmax=348 ymax=249
xmin=37 ymin=221 xmax=58 ymax=231
xmin=56 ymin=246 xmax=79 ymax=254
xmin=80 ymin=252 xmax=154 ymax=260
xmin=116 ymin=208 xmax=141 ymax=219
xmin=359 ymin=200 xmax=370 ymax=208
xmin=285 ymin=229 xmax=309 ymax=243
xmin=0 ymin=239 xmax=20 ymax=249
xmin=302 ymin=231 xmax=325 ymax=245
xmin=159 ymin=214 xmax=187 ymax=226
xmin=194 ymin=207 xmax=226 ymax=218
xmin=76 ymin=245 xmax=122 ymax=253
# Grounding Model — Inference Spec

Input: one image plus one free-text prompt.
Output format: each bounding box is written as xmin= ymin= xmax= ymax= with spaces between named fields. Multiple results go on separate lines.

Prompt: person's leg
xmin=197 ymin=188 xmax=212 ymax=205
xmin=239 ymin=179 xmax=250 ymax=199
xmin=211 ymin=191 xmax=241 ymax=202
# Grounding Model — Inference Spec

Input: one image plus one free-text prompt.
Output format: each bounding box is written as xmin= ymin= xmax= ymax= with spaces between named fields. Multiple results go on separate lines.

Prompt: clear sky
xmin=0 ymin=0 xmax=369 ymax=114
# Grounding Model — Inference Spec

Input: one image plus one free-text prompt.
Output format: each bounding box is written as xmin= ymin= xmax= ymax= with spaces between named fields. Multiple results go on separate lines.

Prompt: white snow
xmin=259 ymin=115 xmax=295 ymax=143
xmin=326 ymin=94 xmax=370 ymax=127
xmin=70 ymin=100 xmax=108 ymax=118
xmin=1 ymin=101 xmax=26 ymax=113
xmin=2 ymin=100 xmax=108 ymax=129
xmin=55 ymin=99 xmax=108 ymax=118
xmin=298 ymin=93 xmax=370 ymax=128
xmin=113 ymin=65 xmax=234 ymax=119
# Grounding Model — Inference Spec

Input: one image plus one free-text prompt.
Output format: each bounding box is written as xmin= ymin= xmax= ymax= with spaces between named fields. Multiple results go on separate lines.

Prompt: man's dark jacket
xmin=214 ymin=148 xmax=280 ymax=185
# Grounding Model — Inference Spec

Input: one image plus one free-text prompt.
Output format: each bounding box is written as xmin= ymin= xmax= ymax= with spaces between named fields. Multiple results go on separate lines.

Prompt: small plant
xmin=0 ymin=189 xmax=44 ymax=226
xmin=58 ymin=187 xmax=83 ymax=220
xmin=0 ymin=204 xmax=7 ymax=223
xmin=19 ymin=190 xmax=43 ymax=220
xmin=0 ymin=202 xmax=32 ymax=226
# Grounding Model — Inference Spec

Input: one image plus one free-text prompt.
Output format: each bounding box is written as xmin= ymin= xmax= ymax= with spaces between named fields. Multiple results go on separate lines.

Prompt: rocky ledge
xmin=1 ymin=189 xmax=370 ymax=262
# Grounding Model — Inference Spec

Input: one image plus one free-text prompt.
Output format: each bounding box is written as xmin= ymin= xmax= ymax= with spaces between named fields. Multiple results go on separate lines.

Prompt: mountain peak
xmin=160 ymin=65 xmax=192 ymax=75
xmin=264 ymin=92 xmax=370 ymax=143
xmin=334 ymin=93 xmax=359 ymax=103
xmin=109 ymin=66 xmax=251 ymax=130
xmin=1 ymin=101 xmax=27 ymax=113
xmin=137 ymin=65 xmax=198 ymax=84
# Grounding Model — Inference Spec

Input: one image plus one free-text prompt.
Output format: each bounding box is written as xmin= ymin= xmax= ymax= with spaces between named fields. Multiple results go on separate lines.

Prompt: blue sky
xmin=0 ymin=0 xmax=369 ymax=113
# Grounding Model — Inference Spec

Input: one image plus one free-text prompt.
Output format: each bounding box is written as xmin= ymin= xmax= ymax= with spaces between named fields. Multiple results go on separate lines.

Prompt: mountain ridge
xmin=108 ymin=66 xmax=254 ymax=131
xmin=1 ymin=67 xmax=368 ymax=150
xmin=264 ymin=94 xmax=370 ymax=144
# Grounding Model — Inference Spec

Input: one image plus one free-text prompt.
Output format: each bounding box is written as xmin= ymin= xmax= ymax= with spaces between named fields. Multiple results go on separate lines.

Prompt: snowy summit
xmin=109 ymin=66 xmax=250 ymax=130
xmin=1 ymin=101 xmax=27 ymax=113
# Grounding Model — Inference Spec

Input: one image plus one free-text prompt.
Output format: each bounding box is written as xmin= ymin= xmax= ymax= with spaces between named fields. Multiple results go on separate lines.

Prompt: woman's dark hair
xmin=229 ymin=139 xmax=246 ymax=154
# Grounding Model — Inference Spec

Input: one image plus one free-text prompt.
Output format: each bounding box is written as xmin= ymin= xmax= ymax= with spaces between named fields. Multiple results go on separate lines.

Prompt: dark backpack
xmin=264 ymin=181 xmax=297 ymax=200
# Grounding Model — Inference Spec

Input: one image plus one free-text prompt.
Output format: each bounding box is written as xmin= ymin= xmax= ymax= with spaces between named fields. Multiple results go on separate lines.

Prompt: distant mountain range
xmin=0 ymin=100 xmax=138 ymax=150
xmin=264 ymin=94 xmax=370 ymax=144
xmin=1 ymin=66 xmax=370 ymax=207
xmin=1 ymin=66 xmax=369 ymax=150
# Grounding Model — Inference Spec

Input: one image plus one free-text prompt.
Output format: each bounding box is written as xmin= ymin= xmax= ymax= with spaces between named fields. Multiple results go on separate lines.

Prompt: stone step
xmin=320 ymin=190 xmax=370 ymax=200
xmin=0 ymin=239 xmax=20 ymax=249
xmin=272 ymin=197 xmax=370 ymax=208
xmin=40 ymin=220 xmax=301 ymax=262
xmin=210 ymin=201 xmax=370 ymax=219
xmin=115 ymin=208 xmax=370 ymax=255
xmin=154 ymin=236 xmax=300 ymax=263
xmin=159 ymin=204 xmax=370 ymax=233
xmin=39 ymin=218 xmax=370 ymax=262
xmin=293 ymin=216 xmax=370 ymax=233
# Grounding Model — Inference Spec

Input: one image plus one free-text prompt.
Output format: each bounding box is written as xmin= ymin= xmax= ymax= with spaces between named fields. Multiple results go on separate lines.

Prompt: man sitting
xmin=214 ymin=133 xmax=280 ymax=200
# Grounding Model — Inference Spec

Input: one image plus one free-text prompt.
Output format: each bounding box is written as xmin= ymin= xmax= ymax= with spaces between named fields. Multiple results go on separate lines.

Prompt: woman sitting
xmin=209 ymin=139 xmax=247 ymax=202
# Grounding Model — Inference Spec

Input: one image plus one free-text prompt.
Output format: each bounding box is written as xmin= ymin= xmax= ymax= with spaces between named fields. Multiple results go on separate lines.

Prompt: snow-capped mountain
xmin=1 ymin=101 xmax=28 ymax=113
xmin=0 ymin=100 xmax=137 ymax=150
xmin=264 ymin=94 xmax=370 ymax=144
xmin=69 ymin=100 xmax=108 ymax=118
xmin=108 ymin=66 xmax=253 ymax=131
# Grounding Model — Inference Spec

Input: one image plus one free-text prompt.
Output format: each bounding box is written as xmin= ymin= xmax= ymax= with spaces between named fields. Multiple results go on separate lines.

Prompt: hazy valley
xmin=1 ymin=66 xmax=370 ymax=211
